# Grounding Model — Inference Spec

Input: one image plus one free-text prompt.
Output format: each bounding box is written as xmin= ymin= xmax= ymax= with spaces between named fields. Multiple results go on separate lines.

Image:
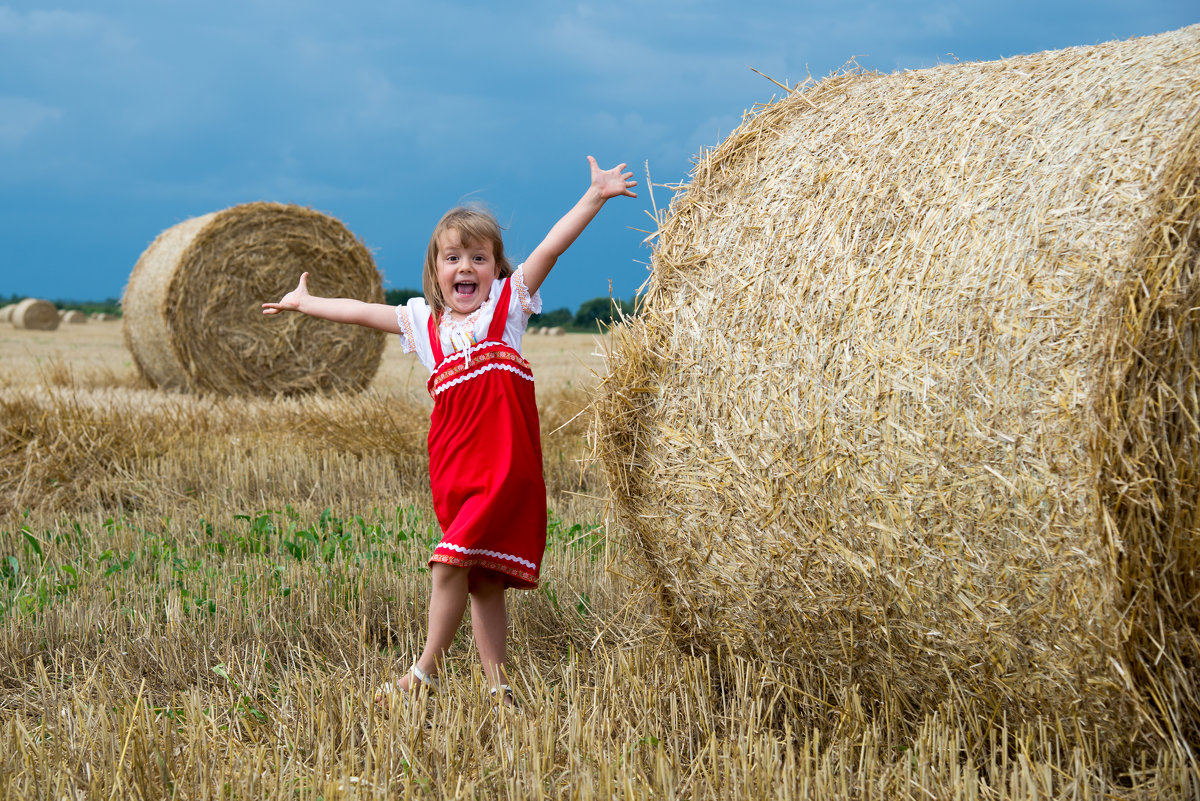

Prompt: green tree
xmin=530 ymin=307 xmax=572 ymax=328
xmin=572 ymin=297 xmax=635 ymax=331
xmin=384 ymin=288 xmax=423 ymax=306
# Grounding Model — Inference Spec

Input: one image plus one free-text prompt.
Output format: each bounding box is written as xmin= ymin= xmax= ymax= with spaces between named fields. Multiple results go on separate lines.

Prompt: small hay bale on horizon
xmin=596 ymin=25 xmax=1200 ymax=756
xmin=61 ymin=310 xmax=86 ymax=324
xmin=123 ymin=202 xmax=385 ymax=396
xmin=12 ymin=299 xmax=59 ymax=331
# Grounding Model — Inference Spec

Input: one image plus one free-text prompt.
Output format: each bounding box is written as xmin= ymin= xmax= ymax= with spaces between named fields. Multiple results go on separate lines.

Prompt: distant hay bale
xmin=546 ymin=326 xmax=565 ymax=337
xmin=12 ymin=299 xmax=59 ymax=331
xmin=61 ymin=310 xmax=87 ymax=324
xmin=596 ymin=26 xmax=1200 ymax=753
xmin=0 ymin=304 xmax=14 ymax=323
xmin=123 ymin=202 xmax=385 ymax=395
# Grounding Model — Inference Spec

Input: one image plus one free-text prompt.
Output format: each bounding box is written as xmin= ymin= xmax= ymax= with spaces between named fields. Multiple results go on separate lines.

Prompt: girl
xmin=262 ymin=156 xmax=637 ymax=706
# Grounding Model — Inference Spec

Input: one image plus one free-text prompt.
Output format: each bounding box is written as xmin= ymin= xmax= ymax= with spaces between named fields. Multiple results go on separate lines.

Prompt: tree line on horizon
xmin=1 ymin=294 xmax=123 ymax=316
xmin=1 ymin=291 xmax=637 ymax=331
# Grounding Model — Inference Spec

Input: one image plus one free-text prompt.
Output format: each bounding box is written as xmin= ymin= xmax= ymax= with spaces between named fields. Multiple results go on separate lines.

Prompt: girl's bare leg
xmin=468 ymin=569 xmax=508 ymax=689
xmin=399 ymin=563 xmax=469 ymax=691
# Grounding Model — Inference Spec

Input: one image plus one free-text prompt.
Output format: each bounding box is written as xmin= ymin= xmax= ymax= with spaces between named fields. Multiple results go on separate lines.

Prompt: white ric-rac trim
xmin=432 ymin=362 xmax=534 ymax=397
xmin=435 ymin=542 xmax=537 ymax=570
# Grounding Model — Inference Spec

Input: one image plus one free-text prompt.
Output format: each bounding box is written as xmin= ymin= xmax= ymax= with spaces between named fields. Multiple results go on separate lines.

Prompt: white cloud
xmin=0 ymin=96 xmax=62 ymax=147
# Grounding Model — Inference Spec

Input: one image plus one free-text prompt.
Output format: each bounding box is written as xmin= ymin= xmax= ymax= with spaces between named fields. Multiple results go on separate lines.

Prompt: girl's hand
xmin=262 ymin=272 xmax=311 ymax=315
xmin=588 ymin=156 xmax=638 ymax=201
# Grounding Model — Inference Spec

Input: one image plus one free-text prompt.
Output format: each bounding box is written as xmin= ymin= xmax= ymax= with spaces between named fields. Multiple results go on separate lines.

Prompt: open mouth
xmin=454 ymin=282 xmax=477 ymax=297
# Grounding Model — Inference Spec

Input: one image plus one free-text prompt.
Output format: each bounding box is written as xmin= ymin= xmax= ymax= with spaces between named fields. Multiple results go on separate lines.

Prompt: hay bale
xmin=61 ymin=310 xmax=87 ymax=324
xmin=0 ymin=304 xmax=14 ymax=323
xmin=546 ymin=326 xmax=565 ymax=337
xmin=123 ymin=202 xmax=385 ymax=395
xmin=596 ymin=25 xmax=1200 ymax=753
xmin=11 ymin=299 xmax=59 ymax=331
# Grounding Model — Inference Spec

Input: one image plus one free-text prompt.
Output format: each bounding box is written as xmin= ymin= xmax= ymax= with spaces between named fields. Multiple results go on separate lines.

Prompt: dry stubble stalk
xmin=596 ymin=25 xmax=1200 ymax=756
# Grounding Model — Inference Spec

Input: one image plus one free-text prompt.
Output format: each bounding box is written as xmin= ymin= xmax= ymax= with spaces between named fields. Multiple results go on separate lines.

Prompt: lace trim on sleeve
xmin=396 ymin=305 xmax=418 ymax=353
xmin=513 ymin=265 xmax=543 ymax=315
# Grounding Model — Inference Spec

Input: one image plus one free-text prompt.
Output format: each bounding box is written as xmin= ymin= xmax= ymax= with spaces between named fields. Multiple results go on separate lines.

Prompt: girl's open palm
xmin=262 ymin=272 xmax=311 ymax=315
xmin=589 ymin=156 xmax=638 ymax=200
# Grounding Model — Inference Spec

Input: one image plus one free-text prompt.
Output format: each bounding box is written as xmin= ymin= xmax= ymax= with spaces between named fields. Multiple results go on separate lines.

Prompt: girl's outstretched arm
xmin=522 ymin=156 xmax=637 ymax=296
xmin=262 ymin=272 xmax=402 ymax=334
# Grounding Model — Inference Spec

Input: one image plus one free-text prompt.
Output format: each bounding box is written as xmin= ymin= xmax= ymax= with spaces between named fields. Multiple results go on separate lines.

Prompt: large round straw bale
xmin=61 ymin=310 xmax=87 ymax=324
xmin=123 ymin=202 xmax=385 ymax=395
xmin=12 ymin=299 xmax=59 ymax=331
xmin=596 ymin=26 xmax=1200 ymax=753
xmin=0 ymin=304 xmax=14 ymax=323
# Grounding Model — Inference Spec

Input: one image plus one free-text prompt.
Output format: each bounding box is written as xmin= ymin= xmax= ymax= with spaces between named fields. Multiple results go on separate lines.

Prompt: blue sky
xmin=1 ymin=2 xmax=1196 ymax=314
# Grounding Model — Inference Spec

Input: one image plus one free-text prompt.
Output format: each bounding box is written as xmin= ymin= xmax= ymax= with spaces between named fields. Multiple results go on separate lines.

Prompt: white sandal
xmin=489 ymin=683 xmax=516 ymax=709
xmin=374 ymin=662 xmax=439 ymax=710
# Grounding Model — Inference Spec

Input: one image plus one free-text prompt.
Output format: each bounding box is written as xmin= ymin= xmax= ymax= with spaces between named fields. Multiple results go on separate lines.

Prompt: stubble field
xmin=0 ymin=321 xmax=1194 ymax=799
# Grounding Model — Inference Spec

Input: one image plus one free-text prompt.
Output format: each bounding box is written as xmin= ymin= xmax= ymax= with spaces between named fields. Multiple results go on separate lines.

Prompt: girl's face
xmin=436 ymin=229 xmax=499 ymax=316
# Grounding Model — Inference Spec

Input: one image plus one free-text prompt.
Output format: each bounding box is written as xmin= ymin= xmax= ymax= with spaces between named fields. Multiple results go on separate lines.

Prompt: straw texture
xmin=12 ymin=299 xmax=59 ymax=331
xmin=123 ymin=203 xmax=385 ymax=396
xmin=596 ymin=26 xmax=1200 ymax=754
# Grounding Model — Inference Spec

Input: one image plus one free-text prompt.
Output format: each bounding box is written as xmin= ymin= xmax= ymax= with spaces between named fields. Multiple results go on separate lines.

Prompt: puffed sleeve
xmin=399 ymin=297 xmax=438 ymax=373
xmin=511 ymin=264 xmax=543 ymax=317
xmin=396 ymin=304 xmax=418 ymax=354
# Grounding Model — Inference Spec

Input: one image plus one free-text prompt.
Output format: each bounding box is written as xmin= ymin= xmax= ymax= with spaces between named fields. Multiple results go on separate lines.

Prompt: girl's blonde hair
xmin=422 ymin=207 xmax=513 ymax=313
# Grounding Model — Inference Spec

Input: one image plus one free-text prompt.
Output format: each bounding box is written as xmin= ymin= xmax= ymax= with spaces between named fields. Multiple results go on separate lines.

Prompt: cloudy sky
xmin=1 ymin=1 xmax=1195 ymax=313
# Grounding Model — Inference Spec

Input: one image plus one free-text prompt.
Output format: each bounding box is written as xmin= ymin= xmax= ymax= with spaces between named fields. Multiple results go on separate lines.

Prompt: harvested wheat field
xmin=2 ymin=301 xmax=1197 ymax=799
xmin=596 ymin=24 xmax=1200 ymax=765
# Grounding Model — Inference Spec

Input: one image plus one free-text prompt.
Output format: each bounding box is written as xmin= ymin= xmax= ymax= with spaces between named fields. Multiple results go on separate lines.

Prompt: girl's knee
xmin=431 ymin=562 xmax=469 ymax=587
xmin=468 ymin=567 xmax=506 ymax=595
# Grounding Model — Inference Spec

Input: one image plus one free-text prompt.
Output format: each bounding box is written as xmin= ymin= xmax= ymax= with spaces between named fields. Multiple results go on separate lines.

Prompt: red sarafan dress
xmin=423 ymin=277 xmax=547 ymax=588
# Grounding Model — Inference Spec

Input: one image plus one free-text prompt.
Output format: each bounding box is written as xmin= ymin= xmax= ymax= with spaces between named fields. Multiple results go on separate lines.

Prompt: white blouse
xmin=396 ymin=264 xmax=543 ymax=373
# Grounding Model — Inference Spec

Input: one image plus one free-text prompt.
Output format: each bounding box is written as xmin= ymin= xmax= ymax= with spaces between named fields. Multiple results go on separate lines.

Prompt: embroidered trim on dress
xmin=435 ymin=541 xmax=537 ymax=570
xmin=432 ymin=362 xmax=534 ymax=398
xmin=396 ymin=305 xmax=418 ymax=353
xmin=430 ymin=345 xmax=532 ymax=394
xmin=430 ymin=552 xmax=538 ymax=585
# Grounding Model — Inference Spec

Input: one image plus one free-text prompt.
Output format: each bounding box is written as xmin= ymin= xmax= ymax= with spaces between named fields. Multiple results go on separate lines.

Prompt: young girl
xmin=263 ymin=156 xmax=637 ymax=705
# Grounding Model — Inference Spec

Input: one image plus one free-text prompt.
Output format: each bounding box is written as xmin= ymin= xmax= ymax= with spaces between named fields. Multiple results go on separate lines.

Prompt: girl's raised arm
xmin=522 ymin=156 xmax=637 ymax=296
xmin=262 ymin=272 xmax=402 ymax=334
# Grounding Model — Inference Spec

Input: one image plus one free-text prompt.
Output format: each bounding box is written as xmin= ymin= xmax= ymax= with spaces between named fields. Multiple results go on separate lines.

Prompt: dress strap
xmin=427 ymin=310 xmax=445 ymax=365
xmin=486 ymin=278 xmax=513 ymax=341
